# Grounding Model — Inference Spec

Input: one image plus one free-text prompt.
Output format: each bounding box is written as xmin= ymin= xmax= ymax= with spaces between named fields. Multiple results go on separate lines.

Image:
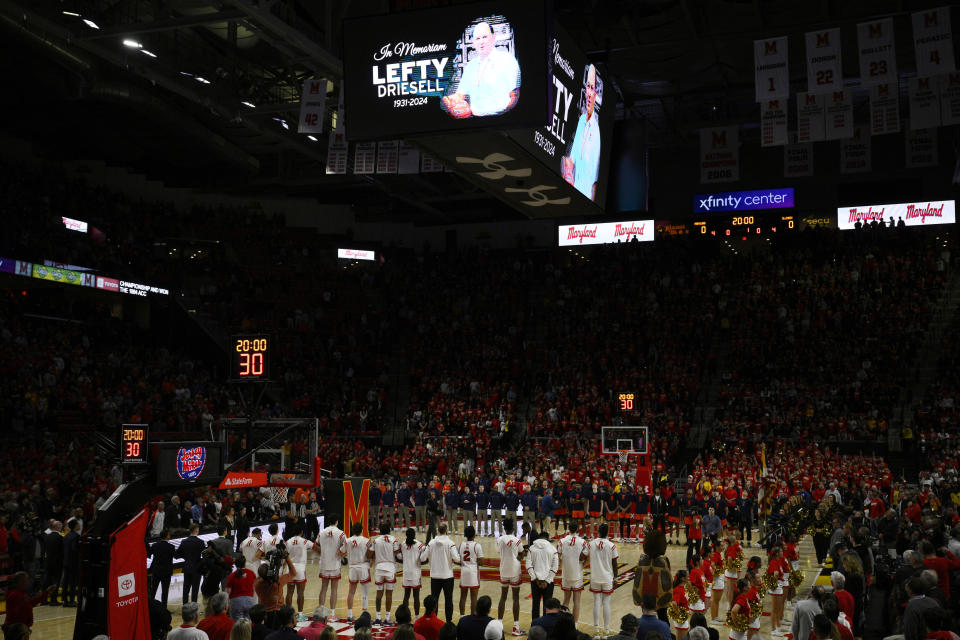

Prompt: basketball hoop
xmin=617 ymin=450 xmax=630 ymax=465
xmin=270 ymin=485 xmax=289 ymax=507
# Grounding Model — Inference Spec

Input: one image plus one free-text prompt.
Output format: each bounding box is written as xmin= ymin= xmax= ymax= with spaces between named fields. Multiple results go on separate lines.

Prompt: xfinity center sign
xmin=694 ymin=188 xmax=795 ymax=213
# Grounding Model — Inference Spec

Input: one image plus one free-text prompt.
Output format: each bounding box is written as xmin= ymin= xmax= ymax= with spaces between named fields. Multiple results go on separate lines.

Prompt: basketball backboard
xmin=600 ymin=425 xmax=649 ymax=455
xmin=216 ymin=417 xmax=318 ymax=487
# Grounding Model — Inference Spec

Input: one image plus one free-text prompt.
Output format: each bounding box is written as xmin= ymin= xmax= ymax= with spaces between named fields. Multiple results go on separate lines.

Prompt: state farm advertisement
xmin=558 ymin=219 xmax=655 ymax=246
xmin=837 ymin=199 xmax=955 ymax=229
xmin=342 ymin=0 xmax=547 ymax=139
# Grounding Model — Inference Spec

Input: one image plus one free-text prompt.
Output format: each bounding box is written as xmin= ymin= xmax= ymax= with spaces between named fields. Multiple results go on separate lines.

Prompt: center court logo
xmin=118 ymin=572 xmax=135 ymax=597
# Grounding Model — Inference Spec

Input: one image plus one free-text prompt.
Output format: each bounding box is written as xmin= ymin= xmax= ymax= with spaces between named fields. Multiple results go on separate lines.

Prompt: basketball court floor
xmin=26 ymin=528 xmax=822 ymax=639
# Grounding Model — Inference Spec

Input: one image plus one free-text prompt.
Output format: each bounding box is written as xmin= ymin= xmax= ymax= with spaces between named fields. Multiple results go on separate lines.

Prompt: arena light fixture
xmin=140 ymin=49 xmax=157 ymax=58
xmin=241 ymin=101 xmax=256 ymax=109
xmin=123 ymin=39 xmax=142 ymax=49
xmin=195 ymin=76 xmax=211 ymax=84
xmin=82 ymin=18 xmax=99 ymax=29
xmin=62 ymin=10 xmax=80 ymax=16
xmin=307 ymin=135 xmax=318 ymax=142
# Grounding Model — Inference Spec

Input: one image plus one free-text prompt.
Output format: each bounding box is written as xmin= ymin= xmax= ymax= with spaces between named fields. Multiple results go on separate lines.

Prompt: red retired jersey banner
xmin=324 ymin=478 xmax=371 ymax=539
xmin=108 ymin=508 xmax=151 ymax=640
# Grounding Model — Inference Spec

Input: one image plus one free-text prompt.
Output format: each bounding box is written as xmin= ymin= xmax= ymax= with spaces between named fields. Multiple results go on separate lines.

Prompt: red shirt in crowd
xmin=924 ymin=552 xmax=960 ymax=599
xmin=3 ymin=587 xmax=46 ymax=627
xmin=414 ymin=613 xmax=446 ymax=640
xmin=196 ymin=612 xmax=235 ymax=640
xmin=834 ymin=589 xmax=855 ymax=620
xmin=298 ymin=621 xmax=328 ymax=640
xmin=226 ymin=568 xmax=257 ymax=598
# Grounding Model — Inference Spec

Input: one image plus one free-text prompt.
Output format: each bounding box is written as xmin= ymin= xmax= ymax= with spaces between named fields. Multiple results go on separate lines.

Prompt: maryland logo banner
xmin=324 ymin=478 xmax=371 ymax=538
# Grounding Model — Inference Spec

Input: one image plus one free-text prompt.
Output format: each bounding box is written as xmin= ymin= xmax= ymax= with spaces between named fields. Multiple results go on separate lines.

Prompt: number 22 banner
xmin=806 ymin=28 xmax=842 ymax=93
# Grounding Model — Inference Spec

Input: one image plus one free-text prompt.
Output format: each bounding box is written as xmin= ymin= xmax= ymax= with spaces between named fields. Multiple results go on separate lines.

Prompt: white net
xmin=617 ymin=450 xmax=630 ymax=465
xmin=270 ymin=486 xmax=289 ymax=507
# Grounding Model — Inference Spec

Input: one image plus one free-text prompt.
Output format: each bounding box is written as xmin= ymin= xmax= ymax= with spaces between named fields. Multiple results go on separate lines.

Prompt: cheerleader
xmin=745 ymin=569 xmax=764 ymax=640
xmin=668 ymin=570 xmax=692 ymax=640
xmin=765 ymin=545 xmax=788 ymax=636
xmin=709 ymin=540 xmax=727 ymax=623
xmin=688 ymin=555 xmax=707 ymax=620
xmin=723 ymin=533 xmax=743 ymax=612
xmin=725 ymin=577 xmax=751 ymax=640
xmin=700 ymin=543 xmax=714 ymax=617
xmin=783 ymin=535 xmax=800 ymax=605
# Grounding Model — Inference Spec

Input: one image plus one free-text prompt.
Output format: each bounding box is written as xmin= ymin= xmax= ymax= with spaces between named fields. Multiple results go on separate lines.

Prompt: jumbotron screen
xmin=343 ymin=0 xmax=549 ymax=139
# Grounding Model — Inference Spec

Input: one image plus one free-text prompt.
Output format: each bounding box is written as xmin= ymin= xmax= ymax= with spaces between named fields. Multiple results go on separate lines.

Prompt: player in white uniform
xmin=315 ymin=516 xmax=347 ymax=619
xmin=262 ymin=522 xmax=282 ymax=557
xmin=240 ymin=528 xmax=265 ymax=581
xmin=587 ymin=523 xmax=619 ymax=636
xmin=368 ymin=522 xmax=400 ymax=625
xmin=558 ymin=523 xmax=589 ymax=622
xmin=344 ymin=522 xmax=371 ymax=622
xmin=400 ymin=528 xmax=427 ymax=615
xmin=457 ymin=525 xmax=483 ymax=616
xmin=284 ymin=532 xmax=314 ymax=612
xmin=496 ymin=518 xmax=526 ymax=636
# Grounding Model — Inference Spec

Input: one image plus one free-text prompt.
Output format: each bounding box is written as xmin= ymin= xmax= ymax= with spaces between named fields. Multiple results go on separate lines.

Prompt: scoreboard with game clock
xmin=617 ymin=392 xmax=635 ymax=411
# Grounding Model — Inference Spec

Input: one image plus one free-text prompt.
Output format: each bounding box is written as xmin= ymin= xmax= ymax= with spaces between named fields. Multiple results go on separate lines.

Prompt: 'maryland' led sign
xmin=837 ymin=199 xmax=955 ymax=230
xmin=337 ymin=248 xmax=376 ymax=261
xmin=558 ymin=220 xmax=655 ymax=246
xmin=693 ymin=188 xmax=795 ymax=213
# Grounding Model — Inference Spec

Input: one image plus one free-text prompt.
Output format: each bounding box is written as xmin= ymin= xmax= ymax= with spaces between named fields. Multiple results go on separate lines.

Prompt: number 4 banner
xmin=857 ymin=19 xmax=897 ymax=86
xmin=913 ymin=7 xmax=956 ymax=78
xmin=806 ymin=28 xmax=843 ymax=93
xmin=298 ymin=78 xmax=326 ymax=134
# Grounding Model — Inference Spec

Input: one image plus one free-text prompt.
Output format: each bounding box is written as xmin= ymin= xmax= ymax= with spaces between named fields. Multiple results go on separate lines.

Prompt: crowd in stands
xmin=4 ymin=169 xmax=960 ymax=637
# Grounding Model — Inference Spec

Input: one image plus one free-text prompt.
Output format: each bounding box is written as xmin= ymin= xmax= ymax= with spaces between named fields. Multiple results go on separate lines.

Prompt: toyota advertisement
xmin=837 ymin=199 xmax=955 ymax=230
xmin=343 ymin=0 xmax=548 ymax=139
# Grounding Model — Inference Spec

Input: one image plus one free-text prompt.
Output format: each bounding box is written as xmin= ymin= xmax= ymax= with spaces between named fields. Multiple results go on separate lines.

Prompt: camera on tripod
xmin=262 ymin=539 xmax=288 ymax=581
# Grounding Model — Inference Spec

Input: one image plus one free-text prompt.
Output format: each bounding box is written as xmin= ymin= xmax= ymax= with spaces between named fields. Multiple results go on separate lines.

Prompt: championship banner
xmin=324 ymin=478 xmax=371 ymax=538
xmin=870 ymin=83 xmax=900 ymax=135
xmin=784 ymin=133 xmax=814 ymax=177
xmin=398 ymin=141 xmax=421 ymax=174
xmin=326 ymin=84 xmax=348 ymax=175
xmin=825 ymin=90 xmax=854 ymax=140
xmin=760 ymin=98 xmax=788 ymax=147
xmin=840 ymin=126 xmax=871 ymax=173
xmin=376 ymin=140 xmax=400 ymax=174
xmin=754 ymin=36 xmax=789 ymax=101
xmin=941 ymin=72 xmax=960 ymax=126
xmin=857 ymin=18 xmax=897 ymax=86
xmin=108 ymin=508 xmax=151 ymax=640
xmin=797 ymin=92 xmax=826 ymax=142
xmin=805 ymin=28 xmax=842 ymax=93
xmin=905 ymin=128 xmax=938 ymax=168
xmin=354 ymin=141 xmax=376 ymax=174
xmin=909 ymin=76 xmax=942 ymax=129
xmin=913 ymin=7 xmax=956 ymax=78
xmin=298 ymin=78 xmax=326 ymax=134
xmin=699 ymin=126 xmax=739 ymax=183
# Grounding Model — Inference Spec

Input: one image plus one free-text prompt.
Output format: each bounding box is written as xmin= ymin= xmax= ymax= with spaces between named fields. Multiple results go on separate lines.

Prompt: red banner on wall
xmin=108 ymin=508 xmax=151 ymax=640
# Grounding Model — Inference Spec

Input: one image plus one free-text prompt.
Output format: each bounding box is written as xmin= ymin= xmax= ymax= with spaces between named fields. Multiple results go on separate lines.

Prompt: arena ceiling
xmin=0 ymin=0 xmax=950 ymax=223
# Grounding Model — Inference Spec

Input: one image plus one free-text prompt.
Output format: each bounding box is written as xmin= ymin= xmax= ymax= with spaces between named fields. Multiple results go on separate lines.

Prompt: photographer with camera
xmin=254 ymin=538 xmax=296 ymax=629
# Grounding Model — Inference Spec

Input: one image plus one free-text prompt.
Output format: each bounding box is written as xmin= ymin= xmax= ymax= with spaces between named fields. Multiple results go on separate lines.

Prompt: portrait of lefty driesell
xmin=441 ymin=16 xmax=521 ymax=119
xmin=562 ymin=64 xmax=603 ymax=202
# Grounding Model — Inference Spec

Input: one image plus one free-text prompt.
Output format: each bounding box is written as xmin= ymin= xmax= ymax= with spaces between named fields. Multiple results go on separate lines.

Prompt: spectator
xmin=530 ymin=597 xmax=563 ymax=635
xmin=265 ymin=605 xmax=299 ymax=640
xmin=606 ymin=613 xmax=640 ymax=640
xmin=3 ymin=572 xmax=55 ymax=630
xmin=456 ymin=594 xmax=494 ymax=640
xmin=169 ymin=601 xmax=210 ymax=640
xmin=636 ymin=593 xmax=670 ymax=640
xmin=298 ymin=606 xmax=331 ymax=640
xmin=415 ymin=594 xmax=446 ymax=640
xmin=904 ymin=577 xmax=940 ymax=640
xmin=198 ymin=592 xmax=235 ymax=640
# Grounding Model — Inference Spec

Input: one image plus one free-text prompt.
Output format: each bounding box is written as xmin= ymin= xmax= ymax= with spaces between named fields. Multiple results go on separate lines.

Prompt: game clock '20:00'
xmin=233 ymin=334 xmax=270 ymax=380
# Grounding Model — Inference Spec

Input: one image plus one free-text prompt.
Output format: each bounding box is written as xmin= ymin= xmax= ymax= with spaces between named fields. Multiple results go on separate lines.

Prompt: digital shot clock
xmin=120 ymin=424 xmax=149 ymax=464
xmin=232 ymin=334 xmax=270 ymax=380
